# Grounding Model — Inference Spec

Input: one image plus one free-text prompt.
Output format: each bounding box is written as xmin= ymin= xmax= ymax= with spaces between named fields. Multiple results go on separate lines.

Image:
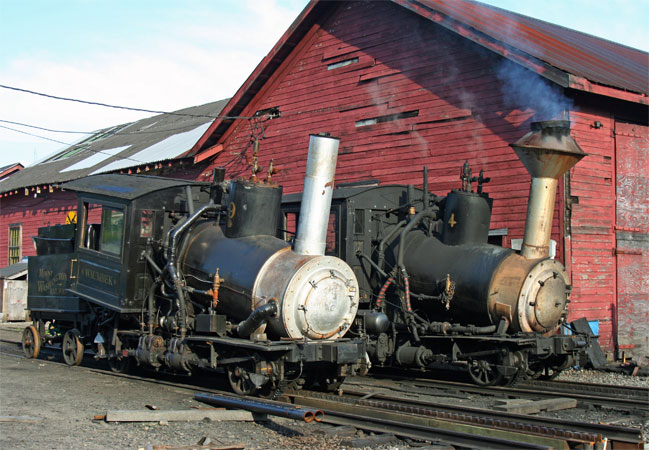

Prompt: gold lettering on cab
xmin=81 ymin=267 xmax=117 ymax=287
xmin=37 ymin=268 xmax=67 ymax=295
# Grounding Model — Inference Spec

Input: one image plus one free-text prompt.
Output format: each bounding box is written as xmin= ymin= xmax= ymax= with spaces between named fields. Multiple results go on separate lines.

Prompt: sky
xmin=1 ymin=0 xmax=647 ymax=169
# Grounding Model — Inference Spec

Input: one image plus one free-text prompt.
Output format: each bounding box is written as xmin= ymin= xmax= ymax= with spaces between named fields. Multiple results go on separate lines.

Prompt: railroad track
xmin=2 ymin=337 xmax=646 ymax=449
xmin=365 ymin=371 xmax=649 ymax=412
xmin=287 ymin=388 xmax=645 ymax=449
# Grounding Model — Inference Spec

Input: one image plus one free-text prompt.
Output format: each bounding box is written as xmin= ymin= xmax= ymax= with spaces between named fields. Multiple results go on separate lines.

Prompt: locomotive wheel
xmin=62 ymin=329 xmax=84 ymax=366
xmin=468 ymin=359 xmax=503 ymax=386
xmin=22 ymin=325 xmax=41 ymax=359
xmin=227 ymin=363 xmax=257 ymax=396
xmin=536 ymin=355 xmax=574 ymax=380
xmin=108 ymin=356 xmax=133 ymax=374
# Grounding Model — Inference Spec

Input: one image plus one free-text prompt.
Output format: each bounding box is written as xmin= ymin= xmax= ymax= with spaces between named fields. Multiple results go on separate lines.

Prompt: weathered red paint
xmin=614 ymin=121 xmax=648 ymax=363
xmin=201 ymin=1 xmax=563 ymax=264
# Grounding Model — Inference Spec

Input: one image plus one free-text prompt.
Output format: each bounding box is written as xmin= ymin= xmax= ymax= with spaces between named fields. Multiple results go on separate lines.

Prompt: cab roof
xmin=63 ymin=174 xmax=207 ymax=200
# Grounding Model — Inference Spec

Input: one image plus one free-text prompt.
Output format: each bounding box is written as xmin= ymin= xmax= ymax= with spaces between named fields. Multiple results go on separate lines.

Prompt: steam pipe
xmin=237 ymin=300 xmax=278 ymax=338
xmin=294 ymin=134 xmax=340 ymax=255
xmin=195 ymin=392 xmax=324 ymax=423
xmin=377 ymin=220 xmax=406 ymax=273
xmin=166 ymin=203 xmax=220 ymax=338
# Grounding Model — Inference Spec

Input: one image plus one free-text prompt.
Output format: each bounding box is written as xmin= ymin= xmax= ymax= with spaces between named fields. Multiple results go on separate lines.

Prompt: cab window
xmin=100 ymin=207 xmax=124 ymax=255
xmin=80 ymin=202 xmax=125 ymax=256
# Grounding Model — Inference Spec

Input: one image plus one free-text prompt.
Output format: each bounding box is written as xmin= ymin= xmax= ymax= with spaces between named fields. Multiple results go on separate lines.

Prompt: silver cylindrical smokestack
xmin=510 ymin=120 xmax=586 ymax=259
xmin=294 ymin=135 xmax=340 ymax=255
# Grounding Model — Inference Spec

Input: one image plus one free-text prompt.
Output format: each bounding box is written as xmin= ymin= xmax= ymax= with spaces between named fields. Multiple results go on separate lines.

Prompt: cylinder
xmin=294 ymin=135 xmax=340 ymax=255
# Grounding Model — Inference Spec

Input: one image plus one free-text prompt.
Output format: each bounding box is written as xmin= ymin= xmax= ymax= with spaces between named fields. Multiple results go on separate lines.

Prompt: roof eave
xmin=394 ymin=0 xmax=648 ymax=104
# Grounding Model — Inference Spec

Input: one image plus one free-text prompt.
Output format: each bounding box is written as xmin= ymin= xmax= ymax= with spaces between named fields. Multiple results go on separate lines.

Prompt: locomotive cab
xmin=63 ymin=175 xmax=210 ymax=314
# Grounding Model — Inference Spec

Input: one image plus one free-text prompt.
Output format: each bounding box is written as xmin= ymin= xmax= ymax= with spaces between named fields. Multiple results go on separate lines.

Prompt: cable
xmin=0 ymin=125 xmax=145 ymax=164
xmin=0 ymin=118 xmax=208 ymax=137
xmin=0 ymin=84 xmax=251 ymax=120
xmin=0 ymin=119 xmax=91 ymax=134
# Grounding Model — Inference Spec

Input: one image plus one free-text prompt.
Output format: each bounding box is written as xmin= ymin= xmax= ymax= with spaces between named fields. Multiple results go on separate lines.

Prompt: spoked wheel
xmin=468 ymin=359 xmax=504 ymax=386
xmin=62 ymin=329 xmax=84 ymax=366
xmin=227 ymin=363 xmax=258 ymax=396
xmin=22 ymin=325 xmax=41 ymax=359
xmin=535 ymin=355 xmax=574 ymax=380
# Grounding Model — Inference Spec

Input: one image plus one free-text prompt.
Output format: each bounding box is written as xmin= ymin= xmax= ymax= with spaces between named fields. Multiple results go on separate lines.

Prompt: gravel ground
xmin=1 ymin=323 xmax=647 ymax=449
xmin=556 ymin=367 xmax=649 ymax=387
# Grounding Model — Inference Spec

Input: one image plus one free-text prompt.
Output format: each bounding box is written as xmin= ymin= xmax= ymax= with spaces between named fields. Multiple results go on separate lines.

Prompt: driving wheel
xmin=22 ymin=325 xmax=41 ymax=359
xmin=62 ymin=329 xmax=84 ymax=366
xmin=468 ymin=359 xmax=504 ymax=386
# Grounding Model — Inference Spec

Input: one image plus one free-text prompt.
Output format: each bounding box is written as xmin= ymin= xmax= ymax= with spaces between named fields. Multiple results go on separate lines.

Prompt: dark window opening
xmin=328 ymin=57 xmax=358 ymax=70
xmin=355 ymin=110 xmax=419 ymax=127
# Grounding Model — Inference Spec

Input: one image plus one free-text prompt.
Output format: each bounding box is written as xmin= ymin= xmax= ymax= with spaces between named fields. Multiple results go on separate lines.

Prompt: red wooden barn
xmin=187 ymin=1 xmax=648 ymax=361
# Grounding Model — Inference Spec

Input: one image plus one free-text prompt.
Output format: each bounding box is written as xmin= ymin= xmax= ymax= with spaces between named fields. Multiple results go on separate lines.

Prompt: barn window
xmin=8 ymin=224 xmax=21 ymax=265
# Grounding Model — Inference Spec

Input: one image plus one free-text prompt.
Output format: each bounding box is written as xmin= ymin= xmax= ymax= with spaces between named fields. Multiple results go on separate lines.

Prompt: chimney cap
xmin=510 ymin=121 xmax=586 ymax=179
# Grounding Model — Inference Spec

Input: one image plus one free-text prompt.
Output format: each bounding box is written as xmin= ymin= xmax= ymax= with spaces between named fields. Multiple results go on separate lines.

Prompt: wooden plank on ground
xmin=105 ymin=409 xmax=254 ymax=423
xmin=493 ymin=398 xmax=577 ymax=414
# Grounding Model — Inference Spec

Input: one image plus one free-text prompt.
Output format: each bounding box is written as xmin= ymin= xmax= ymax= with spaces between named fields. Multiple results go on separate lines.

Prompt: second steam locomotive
xmin=283 ymin=121 xmax=592 ymax=385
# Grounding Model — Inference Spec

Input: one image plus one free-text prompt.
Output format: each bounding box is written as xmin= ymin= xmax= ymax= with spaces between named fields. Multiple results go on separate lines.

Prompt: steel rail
xmin=290 ymin=393 xmax=565 ymax=449
xmin=363 ymin=373 xmax=649 ymax=412
xmin=520 ymin=378 xmax=649 ymax=401
xmin=288 ymin=389 xmax=644 ymax=448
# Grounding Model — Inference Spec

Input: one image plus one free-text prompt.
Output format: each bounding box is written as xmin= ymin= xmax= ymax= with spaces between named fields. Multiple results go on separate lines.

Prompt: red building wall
xmin=567 ymin=109 xmax=617 ymax=351
xmin=0 ymin=190 xmax=78 ymax=265
xmin=203 ymin=1 xmax=621 ymax=350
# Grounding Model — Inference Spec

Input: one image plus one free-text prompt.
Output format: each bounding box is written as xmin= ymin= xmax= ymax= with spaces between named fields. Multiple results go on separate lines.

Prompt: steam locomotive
xmin=22 ymin=121 xmax=592 ymax=391
xmin=282 ymin=121 xmax=592 ymax=385
xmin=22 ymin=135 xmax=366 ymax=396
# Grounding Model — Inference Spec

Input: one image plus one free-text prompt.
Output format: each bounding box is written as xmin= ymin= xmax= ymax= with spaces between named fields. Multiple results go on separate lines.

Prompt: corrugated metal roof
xmin=407 ymin=0 xmax=648 ymax=94
xmin=91 ymin=122 xmax=211 ymax=175
xmin=0 ymin=99 xmax=229 ymax=193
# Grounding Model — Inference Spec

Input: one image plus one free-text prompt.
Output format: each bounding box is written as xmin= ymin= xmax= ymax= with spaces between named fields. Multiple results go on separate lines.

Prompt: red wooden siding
xmin=204 ymin=1 xmax=567 ymax=263
xmin=0 ymin=191 xmax=78 ymax=265
xmin=614 ymin=121 xmax=648 ymax=363
xmin=566 ymin=110 xmax=617 ymax=351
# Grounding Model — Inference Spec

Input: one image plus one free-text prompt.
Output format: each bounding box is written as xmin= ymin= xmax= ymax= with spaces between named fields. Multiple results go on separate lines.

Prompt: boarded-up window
xmin=8 ymin=224 xmax=21 ymax=265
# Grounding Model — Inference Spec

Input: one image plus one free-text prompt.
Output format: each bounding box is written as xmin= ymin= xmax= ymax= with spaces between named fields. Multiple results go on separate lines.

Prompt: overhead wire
xmin=0 ymin=83 xmax=349 ymax=172
xmin=0 ymin=84 xmax=251 ymax=120
xmin=0 ymin=125 xmax=148 ymax=165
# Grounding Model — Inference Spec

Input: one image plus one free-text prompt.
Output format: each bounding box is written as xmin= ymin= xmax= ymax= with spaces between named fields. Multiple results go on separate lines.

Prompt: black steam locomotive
xmin=23 ymin=135 xmax=366 ymax=396
xmin=22 ymin=122 xmax=593 ymax=390
xmin=282 ymin=121 xmax=592 ymax=385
